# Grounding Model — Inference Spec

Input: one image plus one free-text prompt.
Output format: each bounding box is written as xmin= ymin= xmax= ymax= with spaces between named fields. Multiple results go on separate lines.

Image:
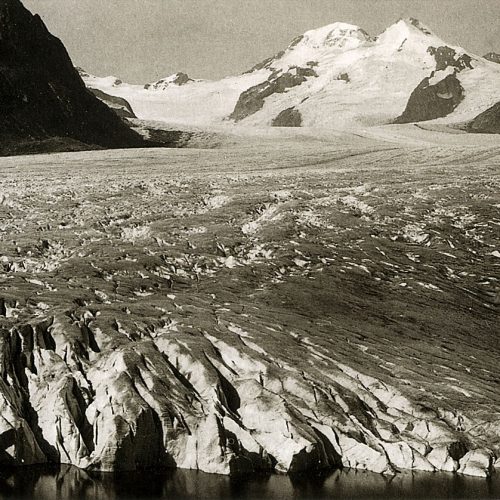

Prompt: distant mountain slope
xmin=0 ymin=0 xmax=143 ymax=155
xmin=144 ymin=72 xmax=195 ymax=90
xmin=83 ymin=18 xmax=500 ymax=130
xmin=81 ymin=69 xmax=268 ymax=126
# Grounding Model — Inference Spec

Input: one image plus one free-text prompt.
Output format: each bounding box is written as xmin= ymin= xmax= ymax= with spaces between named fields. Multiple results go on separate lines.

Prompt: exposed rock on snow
xmin=271 ymin=107 xmax=303 ymax=127
xmin=145 ymin=73 xmax=194 ymax=90
xmin=395 ymin=73 xmax=464 ymax=123
xmin=467 ymin=101 xmax=500 ymax=134
xmin=88 ymin=88 xmax=137 ymax=119
xmin=395 ymin=45 xmax=474 ymax=123
xmin=230 ymin=67 xmax=317 ymax=122
xmin=77 ymin=67 xmax=123 ymax=87
xmin=428 ymin=46 xmax=473 ymax=72
xmin=484 ymin=52 xmax=500 ymax=64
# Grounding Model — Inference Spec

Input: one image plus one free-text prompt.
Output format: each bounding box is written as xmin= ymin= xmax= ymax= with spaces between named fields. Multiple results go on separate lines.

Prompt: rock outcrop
xmin=230 ymin=67 xmax=317 ymax=122
xmin=395 ymin=46 xmax=471 ymax=123
xmin=0 ymin=0 xmax=143 ymax=155
xmin=271 ymin=107 xmax=302 ymax=127
xmin=466 ymin=101 xmax=500 ymax=134
xmin=484 ymin=52 xmax=500 ymax=64
xmin=87 ymin=88 xmax=137 ymax=119
xmin=145 ymin=73 xmax=194 ymax=91
xmin=394 ymin=74 xmax=464 ymax=123
xmin=428 ymin=46 xmax=473 ymax=72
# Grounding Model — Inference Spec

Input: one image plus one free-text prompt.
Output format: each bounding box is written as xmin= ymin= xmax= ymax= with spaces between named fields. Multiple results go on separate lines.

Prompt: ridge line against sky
xmin=24 ymin=0 xmax=499 ymax=83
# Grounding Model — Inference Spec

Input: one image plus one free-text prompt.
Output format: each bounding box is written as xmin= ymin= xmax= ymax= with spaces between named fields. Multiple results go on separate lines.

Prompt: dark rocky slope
xmin=0 ymin=0 xmax=144 ymax=155
xmin=467 ymin=101 xmax=500 ymax=134
xmin=394 ymin=74 xmax=464 ymax=124
xmin=230 ymin=67 xmax=317 ymax=122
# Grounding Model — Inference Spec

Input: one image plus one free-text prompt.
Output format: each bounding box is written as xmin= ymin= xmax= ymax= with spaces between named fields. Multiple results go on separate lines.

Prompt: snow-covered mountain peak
xmin=401 ymin=18 xmax=435 ymax=35
xmin=79 ymin=16 xmax=500 ymax=130
xmin=255 ymin=22 xmax=374 ymax=73
xmin=299 ymin=22 xmax=372 ymax=50
xmin=377 ymin=18 xmax=443 ymax=48
xmin=78 ymin=68 xmax=123 ymax=88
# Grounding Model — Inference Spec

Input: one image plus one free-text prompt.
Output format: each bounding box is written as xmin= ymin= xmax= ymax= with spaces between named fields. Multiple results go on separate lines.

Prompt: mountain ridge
xmin=81 ymin=17 xmax=500 ymax=131
xmin=0 ymin=0 xmax=145 ymax=155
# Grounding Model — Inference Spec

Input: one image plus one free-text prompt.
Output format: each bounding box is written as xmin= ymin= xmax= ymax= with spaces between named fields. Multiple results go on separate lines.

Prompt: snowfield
xmin=0 ymin=128 xmax=499 ymax=478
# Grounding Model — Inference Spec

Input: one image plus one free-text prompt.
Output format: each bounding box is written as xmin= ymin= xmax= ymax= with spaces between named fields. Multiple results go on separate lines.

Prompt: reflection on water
xmin=0 ymin=465 xmax=499 ymax=499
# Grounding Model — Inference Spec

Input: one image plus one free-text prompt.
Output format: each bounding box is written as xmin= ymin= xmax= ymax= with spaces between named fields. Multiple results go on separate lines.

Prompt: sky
xmin=24 ymin=0 xmax=500 ymax=83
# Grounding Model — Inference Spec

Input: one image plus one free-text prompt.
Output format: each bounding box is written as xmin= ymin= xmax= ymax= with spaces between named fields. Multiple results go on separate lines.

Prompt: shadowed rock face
xmin=0 ymin=0 xmax=143 ymax=154
xmin=272 ymin=107 xmax=302 ymax=127
xmin=230 ymin=67 xmax=317 ymax=122
xmin=394 ymin=74 xmax=464 ymax=124
xmin=406 ymin=17 xmax=433 ymax=35
xmin=467 ymin=101 xmax=500 ymax=134
xmin=484 ymin=52 xmax=500 ymax=64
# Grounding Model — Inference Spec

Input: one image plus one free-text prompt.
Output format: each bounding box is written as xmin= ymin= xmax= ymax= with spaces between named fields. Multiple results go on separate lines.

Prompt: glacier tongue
xmin=1 ymin=139 xmax=499 ymax=478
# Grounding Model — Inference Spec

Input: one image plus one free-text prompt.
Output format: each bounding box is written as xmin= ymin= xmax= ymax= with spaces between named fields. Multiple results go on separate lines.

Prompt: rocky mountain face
xmin=0 ymin=0 xmax=143 ymax=155
xmin=230 ymin=66 xmax=317 ymax=122
xmin=83 ymin=19 xmax=500 ymax=130
xmin=394 ymin=73 xmax=463 ymax=124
